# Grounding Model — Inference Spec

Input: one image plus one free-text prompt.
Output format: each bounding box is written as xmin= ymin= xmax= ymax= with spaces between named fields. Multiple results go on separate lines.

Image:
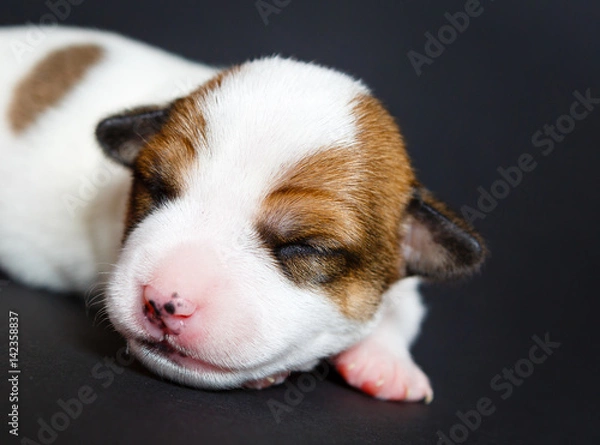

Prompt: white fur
xmin=0 ymin=26 xmax=425 ymax=390
xmin=0 ymin=26 xmax=215 ymax=291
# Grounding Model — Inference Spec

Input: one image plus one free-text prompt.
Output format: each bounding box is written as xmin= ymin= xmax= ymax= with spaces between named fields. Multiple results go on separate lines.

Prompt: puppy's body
xmin=0 ymin=27 xmax=215 ymax=291
xmin=0 ymin=27 xmax=485 ymax=401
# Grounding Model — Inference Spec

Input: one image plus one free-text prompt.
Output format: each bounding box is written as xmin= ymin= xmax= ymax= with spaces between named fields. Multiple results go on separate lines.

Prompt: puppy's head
xmin=96 ymin=57 xmax=485 ymax=388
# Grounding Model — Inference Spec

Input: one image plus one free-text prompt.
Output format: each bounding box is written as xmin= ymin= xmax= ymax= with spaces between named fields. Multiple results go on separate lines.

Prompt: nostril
xmin=167 ymin=292 xmax=196 ymax=317
xmin=141 ymin=286 xmax=198 ymax=337
xmin=142 ymin=286 xmax=197 ymax=320
xmin=143 ymin=299 xmax=160 ymax=319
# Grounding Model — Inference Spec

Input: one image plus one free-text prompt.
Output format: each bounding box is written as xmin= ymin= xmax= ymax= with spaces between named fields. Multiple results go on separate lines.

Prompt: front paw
xmin=333 ymin=342 xmax=433 ymax=403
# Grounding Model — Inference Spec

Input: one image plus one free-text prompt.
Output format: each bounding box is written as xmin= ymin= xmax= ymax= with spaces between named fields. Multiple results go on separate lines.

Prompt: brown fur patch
xmin=8 ymin=44 xmax=104 ymax=133
xmin=123 ymin=99 xmax=200 ymax=235
xmin=257 ymin=94 xmax=415 ymax=321
xmin=124 ymin=67 xmax=240 ymax=235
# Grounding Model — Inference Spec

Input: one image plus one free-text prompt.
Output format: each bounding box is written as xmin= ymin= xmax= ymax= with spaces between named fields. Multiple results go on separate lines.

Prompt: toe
xmin=242 ymin=371 xmax=290 ymax=389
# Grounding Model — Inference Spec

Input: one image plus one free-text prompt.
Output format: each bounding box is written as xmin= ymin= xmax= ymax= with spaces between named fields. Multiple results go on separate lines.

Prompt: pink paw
xmin=334 ymin=343 xmax=433 ymax=403
xmin=242 ymin=371 xmax=291 ymax=390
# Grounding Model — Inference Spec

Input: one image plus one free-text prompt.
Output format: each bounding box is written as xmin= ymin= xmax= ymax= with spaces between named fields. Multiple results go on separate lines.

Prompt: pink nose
xmin=140 ymin=244 xmax=224 ymax=339
xmin=142 ymin=285 xmax=197 ymax=336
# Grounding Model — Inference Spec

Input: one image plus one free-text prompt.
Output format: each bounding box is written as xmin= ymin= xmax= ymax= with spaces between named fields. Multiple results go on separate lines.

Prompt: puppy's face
xmin=97 ymin=57 xmax=484 ymax=388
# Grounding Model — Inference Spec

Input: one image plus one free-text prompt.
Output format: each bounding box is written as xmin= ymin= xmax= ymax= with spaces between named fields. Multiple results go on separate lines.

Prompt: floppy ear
xmin=95 ymin=106 xmax=170 ymax=168
xmin=402 ymin=187 xmax=486 ymax=280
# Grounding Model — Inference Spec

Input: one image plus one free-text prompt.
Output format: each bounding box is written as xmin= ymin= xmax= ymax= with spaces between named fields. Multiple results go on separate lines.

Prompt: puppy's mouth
xmin=130 ymin=338 xmax=234 ymax=374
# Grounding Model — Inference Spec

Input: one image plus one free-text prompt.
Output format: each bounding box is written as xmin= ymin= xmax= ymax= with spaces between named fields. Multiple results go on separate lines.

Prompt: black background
xmin=1 ymin=1 xmax=599 ymax=444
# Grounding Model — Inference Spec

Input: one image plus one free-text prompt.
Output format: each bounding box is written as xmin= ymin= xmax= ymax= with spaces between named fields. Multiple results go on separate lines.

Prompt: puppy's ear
xmin=402 ymin=187 xmax=486 ymax=280
xmin=95 ymin=106 xmax=170 ymax=168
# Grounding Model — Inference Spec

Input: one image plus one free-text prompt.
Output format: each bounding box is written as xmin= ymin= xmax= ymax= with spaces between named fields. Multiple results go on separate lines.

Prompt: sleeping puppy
xmin=0 ymin=26 xmax=485 ymax=402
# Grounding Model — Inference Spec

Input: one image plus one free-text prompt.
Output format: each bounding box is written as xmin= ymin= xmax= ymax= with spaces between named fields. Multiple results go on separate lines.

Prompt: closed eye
xmin=276 ymin=240 xmax=350 ymax=259
xmin=133 ymin=170 xmax=175 ymax=201
xmin=274 ymin=240 xmax=356 ymax=285
xmin=277 ymin=242 xmax=332 ymax=258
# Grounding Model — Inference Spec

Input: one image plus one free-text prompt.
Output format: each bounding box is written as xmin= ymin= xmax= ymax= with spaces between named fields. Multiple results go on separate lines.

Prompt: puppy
xmin=0 ymin=26 xmax=485 ymax=402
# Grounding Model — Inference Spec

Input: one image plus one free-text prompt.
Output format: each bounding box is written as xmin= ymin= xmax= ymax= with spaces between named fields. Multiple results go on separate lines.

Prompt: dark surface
xmin=1 ymin=1 xmax=599 ymax=444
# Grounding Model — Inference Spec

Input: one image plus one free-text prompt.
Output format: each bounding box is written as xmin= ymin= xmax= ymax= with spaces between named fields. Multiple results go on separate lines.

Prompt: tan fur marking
xmin=8 ymin=44 xmax=104 ymax=133
xmin=258 ymin=94 xmax=416 ymax=321
xmin=124 ymin=67 xmax=240 ymax=233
